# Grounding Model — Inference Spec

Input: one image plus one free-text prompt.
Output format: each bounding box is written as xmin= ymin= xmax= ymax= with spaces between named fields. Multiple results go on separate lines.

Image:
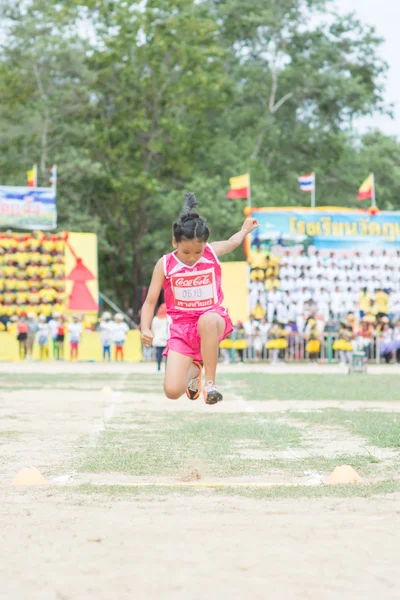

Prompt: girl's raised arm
xmin=211 ymin=217 xmax=259 ymax=257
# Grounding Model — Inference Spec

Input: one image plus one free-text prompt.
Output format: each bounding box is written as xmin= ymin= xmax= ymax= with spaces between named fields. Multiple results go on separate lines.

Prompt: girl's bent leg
xmin=164 ymin=350 xmax=196 ymax=399
xmin=198 ymin=312 xmax=225 ymax=383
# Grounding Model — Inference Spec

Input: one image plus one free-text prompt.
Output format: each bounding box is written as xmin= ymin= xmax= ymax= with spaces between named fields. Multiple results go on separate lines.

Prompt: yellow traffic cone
xmin=327 ymin=465 xmax=362 ymax=485
xmin=12 ymin=467 xmax=48 ymax=486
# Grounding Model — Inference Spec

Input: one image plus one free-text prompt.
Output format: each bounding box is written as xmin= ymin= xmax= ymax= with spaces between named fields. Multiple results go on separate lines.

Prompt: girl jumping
xmin=140 ymin=193 xmax=258 ymax=405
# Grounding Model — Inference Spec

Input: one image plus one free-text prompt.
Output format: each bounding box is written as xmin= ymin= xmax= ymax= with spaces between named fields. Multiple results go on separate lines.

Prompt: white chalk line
xmin=51 ymin=373 xmax=129 ymax=484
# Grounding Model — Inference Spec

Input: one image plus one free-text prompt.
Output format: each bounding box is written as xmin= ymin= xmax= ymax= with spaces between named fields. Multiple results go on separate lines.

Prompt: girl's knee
xmin=163 ymin=384 xmax=182 ymax=400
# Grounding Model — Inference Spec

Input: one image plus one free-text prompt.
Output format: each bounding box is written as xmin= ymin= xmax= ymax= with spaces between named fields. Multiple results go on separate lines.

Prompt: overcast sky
xmin=335 ymin=0 xmax=400 ymax=137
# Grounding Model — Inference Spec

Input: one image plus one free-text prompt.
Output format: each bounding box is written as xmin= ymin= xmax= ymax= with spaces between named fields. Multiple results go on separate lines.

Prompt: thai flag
xmin=298 ymin=173 xmax=315 ymax=192
xmin=49 ymin=164 xmax=57 ymax=187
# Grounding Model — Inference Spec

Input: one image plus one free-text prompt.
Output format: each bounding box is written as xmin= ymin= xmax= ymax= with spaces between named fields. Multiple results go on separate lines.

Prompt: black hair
xmin=173 ymin=193 xmax=210 ymax=243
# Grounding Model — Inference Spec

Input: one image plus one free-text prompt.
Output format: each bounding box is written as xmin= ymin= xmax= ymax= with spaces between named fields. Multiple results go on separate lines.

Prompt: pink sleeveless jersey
xmin=163 ymin=243 xmax=226 ymax=322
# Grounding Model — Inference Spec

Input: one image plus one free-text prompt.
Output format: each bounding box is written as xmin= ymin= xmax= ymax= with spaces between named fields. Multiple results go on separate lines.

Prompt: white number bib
xmin=171 ymin=268 xmax=218 ymax=311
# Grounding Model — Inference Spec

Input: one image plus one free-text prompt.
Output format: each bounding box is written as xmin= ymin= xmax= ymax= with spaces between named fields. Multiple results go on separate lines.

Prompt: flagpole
xmin=311 ymin=172 xmax=316 ymax=209
xmin=371 ymin=172 xmax=376 ymax=208
xmin=248 ymin=171 xmax=252 ymax=208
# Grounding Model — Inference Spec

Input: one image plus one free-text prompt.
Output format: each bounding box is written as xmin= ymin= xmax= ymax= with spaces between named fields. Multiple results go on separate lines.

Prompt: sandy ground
xmin=1 ymin=368 xmax=400 ymax=599
xmin=1 ymin=490 xmax=400 ymax=600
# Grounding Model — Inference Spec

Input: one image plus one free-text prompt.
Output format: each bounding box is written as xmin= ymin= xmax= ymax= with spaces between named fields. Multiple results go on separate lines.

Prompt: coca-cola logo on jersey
xmin=174 ymin=274 xmax=212 ymax=287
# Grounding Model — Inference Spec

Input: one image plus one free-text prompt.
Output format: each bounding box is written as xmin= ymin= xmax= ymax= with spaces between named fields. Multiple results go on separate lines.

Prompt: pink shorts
xmin=70 ymin=341 xmax=79 ymax=349
xmin=163 ymin=308 xmax=233 ymax=362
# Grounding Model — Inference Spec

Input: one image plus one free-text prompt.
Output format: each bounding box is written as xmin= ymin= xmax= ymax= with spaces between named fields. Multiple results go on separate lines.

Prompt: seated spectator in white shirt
xmin=354 ymin=276 xmax=364 ymax=293
xmin=310 ymin=262 xmax=323 ymax=278
xmin=311 ymin=274 xmax=324 ymax=292
xmin=367 ymin=277 xmax=380 ymax=295
xmin=390 ymin=291 xmax=400 ymax=320
xmin=249 ymin=282 xmax=265 ymax=308
xmin=330 ymin=287 xmax=344 ymax=320
xmin=284 ymin=264 xmax=297 ymax=279
xmin=280 ymin=275 xmax=294 ymax=292
xmin=339 ymin=253 xmax=352 ymax=269
xmin=276 ymin=301 xmax=289 ymax=324
xmin=250 ymin=289 xmax=266 ymax=310
xmin=343 ymin=275 xmax=352 ymax=290
xmin=309 ymin=250 xmax=322 ymax=267
xmin=364 ymin=250 xmax=377 ymax=267
xmin=287 ymin=301 xmax=298 ymax=323
xmin=369 ymin=264 xmax=379 ymax=279
xmin=297 ymin=287 xmax=311 ymax=304
xmin=350 ymin=265 xmax=363 ymax=281
xmin=394 ymin=250 xmax=400 ymax=268
xmin=343 ymin=287 xmax=355 ymax=313
xmin=342 ymin=266 xmax=352 ymax=280
xmin=297 ymin=272 xmax=308 ymax=288
xmin=297 ymin=250 xmax=309 ymax=269
xmin=315 ymin=287 xmax=330 ymax=305
xmin=325 ymin=251 xmax=336 ymax=267
xmin=317 ymin=299 xmax=330 ymax=321
xmin=336 ymin=268 xmax=346 ymax=282
xmin=379 ymin=249 xmax=389 ymax=268
xmin=379 ymin=264 xmax=393 ymax=282
xmin=323 ymin=278 xmax=334 ymax=293
xmin=327 ymin=263 xmax=339 ymax=281
xmin=352 ymin=251 xmax=363 ymax=268
xmin=267 ymin=287 xmax=281 ymax=322
xmin=279 ymin=262 xmax=290 ymax=279
xmin=282 ymin=250 xmax=293 ymax=266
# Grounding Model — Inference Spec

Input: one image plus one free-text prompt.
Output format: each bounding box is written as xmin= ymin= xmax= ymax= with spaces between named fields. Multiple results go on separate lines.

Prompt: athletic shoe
xmin=186 ymin=361 xmax=203 ymax=400
xmin=203 ymin=381 xmax=223 ymax=405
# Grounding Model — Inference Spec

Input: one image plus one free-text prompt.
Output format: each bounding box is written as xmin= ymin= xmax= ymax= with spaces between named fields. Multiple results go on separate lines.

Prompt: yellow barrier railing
xmin=0 ymin=330 xmax=142 ymax=362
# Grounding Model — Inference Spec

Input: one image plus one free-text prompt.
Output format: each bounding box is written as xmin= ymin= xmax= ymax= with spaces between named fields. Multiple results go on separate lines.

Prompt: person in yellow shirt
xmin=53 ymin=302 xmax=66 ymax=315
xmin=358 ymin=287 xmax=371 ymax=318
xmin=15 ymin=275 xmax=28 ymax=290
xmin=4 ymin=278 xmax=17 ymax=292
xmin=16 ymin=290 xmax=29 ymax=304
xmin=38 ymin=264 xmax=52 ymax=279
xmin=0 ymin=231 xmax=18 ymax=252
xmin=15 ymin=298 xmax=27 ymax=316
xmin=55 ymin=239 xmax=65 ymax=253
xmin=7 ymin=315 xmax=18 ymax=334
xmin=248 ymin=246 xmax=267 ymax=282
xmin=28 ymin=287 xmax=40 ymax=306
xmin=265 ymin=277 xmax=280 ymax=291
xmin=251 ymin=301 xmax=266 ymax=321
xmin=26 ymin=264 xmax=39 ymax=278
xmin=39 ymin=283 xmax=57 ymax=303
xmin=4 ymin=264 xmax=17 ymax=277
xmin=4 ymin=291 xmax=15 ymax=304
xmin=51 ymin=262 xmax=65 ymax=277
xmin=374 ymin=288 xmax=389 ymax=318
xmin=3 ymin=301 xmax=16 ymax=317
xmin=39 ymin=299 xmax=53 ymax=318
xmin=30 ymin=251 xmax=41 ymax=265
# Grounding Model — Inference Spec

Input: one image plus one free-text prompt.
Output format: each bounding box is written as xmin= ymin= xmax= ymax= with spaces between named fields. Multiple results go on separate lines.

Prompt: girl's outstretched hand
xmin=242 ymin=218 xmax=259 ymax=233
xmin=141 ymin=329 xmax=153 ymax=347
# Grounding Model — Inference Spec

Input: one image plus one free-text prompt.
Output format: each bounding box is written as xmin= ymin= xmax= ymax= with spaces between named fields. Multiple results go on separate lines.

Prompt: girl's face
xmin=173 ymin=238 xmax=207 ymax=267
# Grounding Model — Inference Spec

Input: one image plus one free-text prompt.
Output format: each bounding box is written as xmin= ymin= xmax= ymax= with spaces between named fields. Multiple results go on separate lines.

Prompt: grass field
xmin=1 ymin=362 xmax=400 ymax=599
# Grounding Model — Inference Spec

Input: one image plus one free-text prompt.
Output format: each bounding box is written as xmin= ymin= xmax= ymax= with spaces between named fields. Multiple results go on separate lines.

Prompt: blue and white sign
xmin=0 ymin=186 xmax=57 ymax=230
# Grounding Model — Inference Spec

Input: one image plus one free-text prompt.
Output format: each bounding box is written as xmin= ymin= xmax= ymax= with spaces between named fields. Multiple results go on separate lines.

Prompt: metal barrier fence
xmin=235 ymin=333 xmax=382 ymax=363
xmin=142 ymin=333 xmax=394 ymax=364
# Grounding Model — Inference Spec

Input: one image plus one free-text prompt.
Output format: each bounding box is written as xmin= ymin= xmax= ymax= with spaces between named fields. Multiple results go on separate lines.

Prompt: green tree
xmin=1 ymin=0 xmax=399 ymax=312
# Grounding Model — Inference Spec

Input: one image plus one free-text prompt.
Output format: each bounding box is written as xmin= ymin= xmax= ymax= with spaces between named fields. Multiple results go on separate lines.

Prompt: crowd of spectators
xmin=0 ymin=230 xmax=67 ymax=322
xmin=220 ymin=246 xmax=400 ymax=364
xmin=1 ymin=310 xmax=130 ymax=362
